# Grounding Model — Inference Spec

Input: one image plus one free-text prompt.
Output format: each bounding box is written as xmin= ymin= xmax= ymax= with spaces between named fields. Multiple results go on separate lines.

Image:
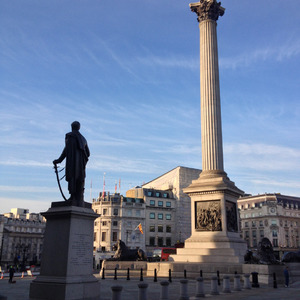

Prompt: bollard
xmin=233 ymin=274 xmax=241 ymax=291
xmin=217 ymin=270 xmax=220 ymax=286
xmin=114 ymin=268 xmax=117 ymax=280
xmin=127 ymin=268 xmax=130 ymax=281
xmin=179 ymin=279 xmax=189 ymax=300
xmin=111 ymin=285 xmax=122 ymax=300
xmin=194 ymin=277 xmax=205 ymax=298
xmin=243 ymin=274 xmax=251 ymax=289
xmin=138 ymin=283 xmax=148 ymax=300
xmin=184 ymin=269 xmax=187 ymax=279
xmin=140 ymin=268 xmax=144 ymax=281
xmin=222 ymin=275 xmax=231 ymax=293
xmin=154 ymin=269 xmax=158 ymax=282
xmin=273 ymin=272 xmax=277 ymax=289
xmin=200 ymin=270 xmax=203 ymax=278
xmin=168 ymin=269 xmax=172 ymax=283
xmin=102 ymin=268 xmax=105 ymax=280
xmin=160 ymin=281 xmax=169 ymax=300
xmin=251 ymin=272 xmax=259 ymax=288
xmin=210 ymin=276 xmax=219 ymax=295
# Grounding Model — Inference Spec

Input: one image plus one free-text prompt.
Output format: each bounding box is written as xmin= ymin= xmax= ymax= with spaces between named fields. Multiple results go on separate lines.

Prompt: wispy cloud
xmin=220 ymin=40 xmax=300 ymax=69
xmin=135 ymin=55 xmax=198 ymax=70
xmin=225 ymin=143 xmax=300 ymax=171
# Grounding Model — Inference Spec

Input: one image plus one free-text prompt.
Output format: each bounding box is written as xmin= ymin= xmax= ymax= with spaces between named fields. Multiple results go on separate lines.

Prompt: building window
xmin=260 ymin=230 xmax=264 ymax=238
xmin=166 ymin=238 xmax=171 ymax=246
xmin=273 ymin=239 xmax=278 ymax=247
xmin=271 ymin=220 xmax=277 ymax=225
xmin=158 ymin=225 xmax=163 ymax=232
xmin=158 ymin=213 xmax=163 ymax=220
xmin=245 ymin=222 xmax=248 ymax=228
xmin=163 ymin=193 xmax=168 ymax=198
xmin=150 ymin=225 xmax=155 ymax=232
xmin=166 ymin=225 xmax=171 ymax=233
xmin=245 ymin=231 xmax=249 ymax=238
xmin=251 ymin=221 xmax=256 ymax=228
xmin=259 ymin=220 xmax=263 ymax=227
xmin=166 ymin=214 xmax=171 ymax=220
xmin=127 ymin=210 xmax=132 ymax=217
xmin=158 ymin=237 xmax=163 ymax=247
xmin=113 ymin=232 xmax=118 ymax=242
xmin=150 ymin=200 xmax=155 ymax=206
xmin=113 ymin=209 xmax=118 ymax=216
xmin=272 ymin=230 xmax=278 ymax=237
xmin=103 ymin=209 xmax=107 ymax=215
xmin=158 ymin=201 xmax=163 ymax=207
xmin=253 ymin=239 xmax=257 ymax=247
xmin=101 ymin=232 xmax=106 ymax=242
xmin=102 ymin=221 xmax=107 ymax=226
xmin=155 ymin=192 xmax=160 ymax=197
xmin=113 ymin=221 xmax=118 ymax=226
xmin=150 ymin=213 xmax=155 ymax=219
xmin=166 ymin=201 xmax=171 ymax=208
xmin=149 ymin=237 xmax=155 ymax=246
xmin=94 ymin=232 xmax=97 ymax=242
xmin=252 ymin=231 xmax=256 ymax=237
xmin=136 ymin=210 xmax=141 ymax=217
xmin=147 ymin=191 xmax=152 ymax=196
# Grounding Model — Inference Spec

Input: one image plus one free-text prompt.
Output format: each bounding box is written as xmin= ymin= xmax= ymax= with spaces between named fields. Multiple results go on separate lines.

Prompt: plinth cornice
xmin=190 ymin=0 xmax=225 ymax=22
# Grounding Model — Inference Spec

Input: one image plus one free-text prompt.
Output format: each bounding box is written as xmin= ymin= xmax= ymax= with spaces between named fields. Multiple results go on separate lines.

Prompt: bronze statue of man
xmin=53 ymin=121 xmax=90 ymax=206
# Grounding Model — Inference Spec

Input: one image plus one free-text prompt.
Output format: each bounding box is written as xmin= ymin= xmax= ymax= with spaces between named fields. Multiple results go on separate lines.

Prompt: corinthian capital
xmin=190 ymin=0 xmax=225 ymax=22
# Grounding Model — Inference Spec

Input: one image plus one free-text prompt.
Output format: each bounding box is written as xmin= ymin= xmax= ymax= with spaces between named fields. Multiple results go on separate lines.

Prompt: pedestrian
xmin=284 ymin=266 xmax=289 ymax=287
xmin=8 ymin=266 xmax=15 ymax=283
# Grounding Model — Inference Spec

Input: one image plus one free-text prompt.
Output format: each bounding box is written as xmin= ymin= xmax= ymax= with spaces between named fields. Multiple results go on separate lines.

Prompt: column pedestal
xmin=29 ymin=204 xmax=101 ymax=300
xmin=171 ymin=174 xmax=247 ymax=264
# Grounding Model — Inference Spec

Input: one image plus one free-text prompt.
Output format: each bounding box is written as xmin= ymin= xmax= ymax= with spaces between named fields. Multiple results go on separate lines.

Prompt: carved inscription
xmin=70 ymin=233 xmax=92 ymax=265
xmin=195 ymin=200 xmax=222 ymax=231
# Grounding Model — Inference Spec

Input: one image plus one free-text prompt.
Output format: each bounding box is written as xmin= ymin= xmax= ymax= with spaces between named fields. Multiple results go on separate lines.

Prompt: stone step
xmin=171 ymin=254 xmax=241 ymax=264
xmin=176 ymin=247 xmax=237 ymax=256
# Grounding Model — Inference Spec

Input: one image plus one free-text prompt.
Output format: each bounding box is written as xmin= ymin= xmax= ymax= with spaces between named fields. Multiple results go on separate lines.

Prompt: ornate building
xmin=238 ymin=194 xmax=300 ymax=259
xmin=0 ymin=209 xmax=46 ymax=269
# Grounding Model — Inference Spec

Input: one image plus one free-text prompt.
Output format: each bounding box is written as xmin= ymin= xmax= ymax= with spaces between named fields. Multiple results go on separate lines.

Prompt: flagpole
xmin=102 ymin=172 xmax=106 ymax=199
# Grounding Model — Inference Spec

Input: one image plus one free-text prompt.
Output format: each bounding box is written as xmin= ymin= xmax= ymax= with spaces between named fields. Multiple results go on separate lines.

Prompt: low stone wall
xmin=146 ymin=262 xmax=243 ymax=279
xmin=100 ymin=260 xmax=299 ymax=287
xmin=100 ymin=260 xmax=147 ymax=277
xmin=242 ymin=264 xmax=285 ymax=285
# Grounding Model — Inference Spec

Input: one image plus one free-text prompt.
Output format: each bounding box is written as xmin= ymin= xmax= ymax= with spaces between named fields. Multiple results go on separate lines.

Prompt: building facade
xmin=238 ymin=194 xmax=300 ymax=259
xmin=142 ymin=166 xmax=201 ymax=243
xmin=92 ymin=193 xmax=146 ymax=267
xmin=127 ymin=187 xmax=176 ymax=251
xmin=0 ymin=209 xmax=46 ymax=269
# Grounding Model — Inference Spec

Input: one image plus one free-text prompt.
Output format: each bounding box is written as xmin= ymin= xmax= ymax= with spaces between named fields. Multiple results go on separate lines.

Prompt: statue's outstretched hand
xmin=53 ymin=159 xmax=59 ymax=165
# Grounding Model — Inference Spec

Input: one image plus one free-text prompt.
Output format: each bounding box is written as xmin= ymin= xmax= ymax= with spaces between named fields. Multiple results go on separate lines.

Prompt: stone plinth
xmin=170 ymin=173 xmax=247 ymax=264
xmin=29 ymin=204 xmax=100 ymax=300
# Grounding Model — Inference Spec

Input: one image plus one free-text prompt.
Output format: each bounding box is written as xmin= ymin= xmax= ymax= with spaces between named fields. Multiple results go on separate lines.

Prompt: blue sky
xmin=1 ymin=0 xmax=300 ymax=214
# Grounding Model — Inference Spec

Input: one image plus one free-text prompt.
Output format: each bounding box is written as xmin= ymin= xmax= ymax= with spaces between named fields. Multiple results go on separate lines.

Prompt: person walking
xmin=284 ymin=266 xmax=289 ymax=287
xmin=8 ymin=266 xmax=15 ymax=283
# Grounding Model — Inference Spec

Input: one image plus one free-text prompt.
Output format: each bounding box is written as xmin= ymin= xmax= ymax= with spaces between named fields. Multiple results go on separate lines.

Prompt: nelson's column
xmin=173 ymin=1 xmax=247 ymax=265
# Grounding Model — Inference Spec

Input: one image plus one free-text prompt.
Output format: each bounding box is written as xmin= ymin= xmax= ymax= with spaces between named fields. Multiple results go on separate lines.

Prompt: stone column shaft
xmin=200 ymin=18 xmax=224 ymax=173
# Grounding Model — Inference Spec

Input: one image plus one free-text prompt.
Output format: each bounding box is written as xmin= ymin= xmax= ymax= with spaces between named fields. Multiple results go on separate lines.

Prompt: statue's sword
xmin=53 ymin=163 xmax=68 ymax=201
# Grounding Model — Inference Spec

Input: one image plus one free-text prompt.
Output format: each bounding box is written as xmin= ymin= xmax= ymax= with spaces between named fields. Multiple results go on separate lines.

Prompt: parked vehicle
xmin=152 ymin=248 xmax=177 ymax=261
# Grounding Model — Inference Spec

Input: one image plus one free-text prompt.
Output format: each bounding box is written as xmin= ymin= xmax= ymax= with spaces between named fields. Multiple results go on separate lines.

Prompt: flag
xmin=138 ymin=223 xmax=144 ymax=234
xmin=115 ymin=180 xmax=117 ymax=193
